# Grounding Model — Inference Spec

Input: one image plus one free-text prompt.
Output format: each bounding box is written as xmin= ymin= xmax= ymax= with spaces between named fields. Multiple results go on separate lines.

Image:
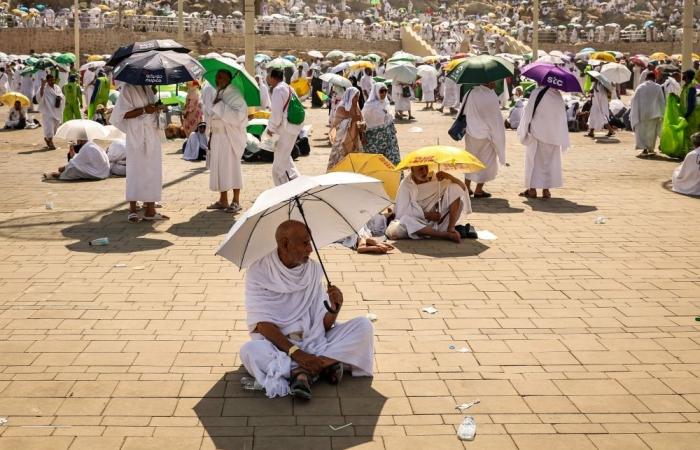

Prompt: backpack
xmin=285 ymin=87 xmax=305 ymax=125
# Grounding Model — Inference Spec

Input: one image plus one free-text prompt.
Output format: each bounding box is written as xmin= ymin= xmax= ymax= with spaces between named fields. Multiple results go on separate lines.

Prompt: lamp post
xmin=74 ymin=0 xmax=80 ymax=71
xmin=681 ymin=0 xmax=694 ymax=71
xmin=244 ymin=0 xmax=255 ymax=75
xmin=178 ymin=0 xmax=184 ymax=42
xmin=531 ymin=0 xmax=539 ymax=61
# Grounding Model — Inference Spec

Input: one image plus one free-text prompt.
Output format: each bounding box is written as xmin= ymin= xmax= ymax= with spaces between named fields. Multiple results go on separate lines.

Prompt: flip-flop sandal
xmin=206 ymin=202 xmax=227 ymax=210
xmin=142 ymin=213 xmax=169 ymax=221
xmin=542 ymin=191 xmax=552 ymax=199
xmin=473 ymin=191 xmax=492 ymax=198
xmin=321 ymin=362 xmax=344 ymax=385
xmin=127 ymin=212 xmax=141 ymax=224
xmin=289 ymin=371 xmax=312 ymax=400
xmin=519 ymin=190 xmax=537 ymax=198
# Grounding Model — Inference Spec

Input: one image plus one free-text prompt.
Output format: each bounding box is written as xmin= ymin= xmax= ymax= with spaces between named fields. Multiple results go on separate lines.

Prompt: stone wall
xmin=540 ymin=41 xmax=697 ymax=55
xmin=400 ymin=27 xmax=437 ymax=57
xmin=0 ymin=28 xmax=401 ymax=57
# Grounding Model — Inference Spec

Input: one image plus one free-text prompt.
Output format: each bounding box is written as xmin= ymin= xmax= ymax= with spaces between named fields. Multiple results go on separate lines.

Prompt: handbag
xmin=448 ymin=90 xmax=472 ymax=141
xmin=54 ymin=96 xmax=62 ymax=108
xmin=401 ymin=85 xmax=411 ymax=98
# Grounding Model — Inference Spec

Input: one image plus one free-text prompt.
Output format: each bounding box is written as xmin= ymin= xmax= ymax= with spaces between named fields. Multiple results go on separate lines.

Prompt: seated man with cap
xmin=183 ymin=122 xmax=209 ymax=161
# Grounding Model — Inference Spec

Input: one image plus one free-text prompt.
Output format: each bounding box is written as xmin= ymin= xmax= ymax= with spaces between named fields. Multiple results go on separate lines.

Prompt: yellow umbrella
xmin=0 ymin=92 xmax=30 ymax=107
xmin=98 ymin=4 xmax=110 ymax=11
xmin=87 ymin=55 xmax=103 ymax=62
xmin=650 ymin=52 xmax=669 ymax=61
xmin=670 ymin=53 xmax=700 ymax=62
xmin=350 ymin=60 xmax=375 ymax=70
xmin=395 ymin=145 xmax=485 ymax=173
xmin=328 ymin=153 xmax=400 ymax=200
xmin=445 ymin=58 xmax=467 ymax=73
xmin=590 ymin=52 xmax=616 ymax=62
xmin=290 ymin=78 xmax=310 ymax=97
xmin=252 ymin=110 xmax=271 ymax=119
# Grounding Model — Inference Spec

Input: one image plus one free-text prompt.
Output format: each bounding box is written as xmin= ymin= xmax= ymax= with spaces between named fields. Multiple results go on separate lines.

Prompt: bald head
xmin=276 ymin=220 xmax=313 ymax=268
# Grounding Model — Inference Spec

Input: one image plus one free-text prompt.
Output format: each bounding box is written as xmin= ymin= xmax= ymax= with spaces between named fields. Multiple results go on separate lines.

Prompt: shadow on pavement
xmin=195 ymin=369 xmax=387 ymax=450
xmin=661 ymin=179 xmax=700 ymax=197
xmin=391 ymin=237 xmax=489 ymax=257
xmin=62 ymin=210 xmax=173 ymax=253
xmin=523 ymin=197 xmax=597 ymax=213
xmin=470 ymin=197 xmax=525 ymax=214
xmin=18 ymin=147 xmax=55 ymax=155
xmin=167 ymin=210 xmax=235 ymax=238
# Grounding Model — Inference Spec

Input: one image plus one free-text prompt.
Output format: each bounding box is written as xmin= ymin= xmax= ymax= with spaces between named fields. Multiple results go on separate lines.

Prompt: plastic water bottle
xmin=240 ymin=376 xmax=263 ymax=391
xmin=89 ymin=237 xmax=109 ymax=246
xmin=457 ymin=416 xmax=476 ymax=441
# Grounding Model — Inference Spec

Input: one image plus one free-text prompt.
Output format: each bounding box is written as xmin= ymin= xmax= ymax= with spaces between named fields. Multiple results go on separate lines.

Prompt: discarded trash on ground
xmin=240 ymin=376 xmax=264 ymax=391
xmin=408 ymin=127 xmax=423 ymax=133
xmin=329 ymin=423 xmax=353 ymax=431
xmin=366 ymin=313 xmax=378 ymax=322
xmin=421 ymin=306 xmax=438 ymax=314
xmin=89 ymin=237 xmax=109 ymax=246
xmin=457 ymin=416 xmax=476 ymax=441
xmin=455 ymin=399 xmax=480 ymax=412
xmin=45 ymin=202 xmax=54 ymax=210
xmin=113 ymin=263 xmax=127 ymax=268
xmin=476 ymin=230 xmax=497 ymax=240
xmin=594 ymin=216 xmax=608 ymax=224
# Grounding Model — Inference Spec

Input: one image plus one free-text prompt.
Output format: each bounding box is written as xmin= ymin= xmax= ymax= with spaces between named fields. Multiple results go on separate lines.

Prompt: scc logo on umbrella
xmin=546 ymin=76 xmax=564 ymax=87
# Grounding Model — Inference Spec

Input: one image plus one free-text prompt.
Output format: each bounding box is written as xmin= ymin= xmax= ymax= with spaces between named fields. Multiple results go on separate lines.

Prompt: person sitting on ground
xmin=43 ymin=139 xmax=110 ymax=181
xmin=107 ymin=139 xmax=126 ymax=177
xmin=386 ymin=165 xmax=470 ymax=243
xmin=505 ymin=96 xmax=525 ymax=129
xmin=339 ymin=209 xmax=396 ymax=254
xmin=671 ymin=131 xmax=700 ymax=196
xmin=182 ymin=122 xmax=208 ymax=161
xmin=4 ymin=100 xmax=26 ymax=129
xmin=239 ymin=220 xmax=374 ymax=400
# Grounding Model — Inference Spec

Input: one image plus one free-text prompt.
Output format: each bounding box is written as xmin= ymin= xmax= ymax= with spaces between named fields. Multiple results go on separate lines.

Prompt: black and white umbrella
xmin=113 ymin=50 xmax=203 ymax=86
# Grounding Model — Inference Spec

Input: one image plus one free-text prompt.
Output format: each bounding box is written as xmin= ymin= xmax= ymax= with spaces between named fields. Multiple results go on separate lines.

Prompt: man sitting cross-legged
xmin=240 ymin=220 xmax=374 ymax=400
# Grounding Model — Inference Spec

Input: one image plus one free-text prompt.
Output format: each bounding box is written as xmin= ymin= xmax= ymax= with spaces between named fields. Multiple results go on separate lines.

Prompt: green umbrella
xmin=159 ymin=92 xmax=187 ymax=107
xmin=55 ymin=53 xmax=76 ymax=65
xmin=267 ymin=57 xmax=296 ymax=70
xmin=200 ymin=56 xmax=261 ymax=107
xmin=388 ymin=51 xmax=419 ymax=64
xmin=447 ymin=55 xmax=514 ymax=84
xmin=33 ymin=57 xmax=57 ymax=70
xmin=247 ymin=118 xmax=268 ymax=136
xmin=363 ymin=53 xmax=382 ymax=63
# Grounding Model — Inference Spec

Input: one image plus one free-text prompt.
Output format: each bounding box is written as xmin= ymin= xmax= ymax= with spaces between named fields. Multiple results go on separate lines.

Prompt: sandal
xmin=289 ymin=370 xmax=312 ymax=400
xmin=542 ymin=190 xmax=551 ymax=199
xmin=207 ymin=201 xmax=227 ymax=210
xmin=473 ymin=191 xmax=492 ymax=198
xmin=321 ymin=362 xmax=344 ymax=385
xmin=127 ymin=212 xmax=141 ymax=224
xmin=142 ymin=213 xmax=169 ymax=221
xmin=519 ymin=190 xmax=537 ymax=198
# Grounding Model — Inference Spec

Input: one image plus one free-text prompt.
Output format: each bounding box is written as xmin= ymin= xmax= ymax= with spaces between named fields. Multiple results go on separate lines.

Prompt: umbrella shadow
xmin=643 ymin=154 xmax=683 ymax=163
xmin=194 ymin=369 xmax=387 ymax=450
xmin=593 ymin=136 xmax=621 ymax=144
xmin=166 ymin=210 xmax=235 ymax=238
xmin=61 ymin=210 xmax=173 ymax=253
xmin=523 ymin=197 xmax=598 ymax=213
xmin=18 ymin=147 xmax=55 ymax=155
xmin=470 ymin=197 xmax=525 ymax=214
xmin=391 ymin=237 xmax=489 ymax=257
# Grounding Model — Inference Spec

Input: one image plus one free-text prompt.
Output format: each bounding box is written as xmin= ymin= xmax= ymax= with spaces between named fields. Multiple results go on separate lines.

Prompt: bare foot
xmin=446 ymin=229 xmax=461 ymax=243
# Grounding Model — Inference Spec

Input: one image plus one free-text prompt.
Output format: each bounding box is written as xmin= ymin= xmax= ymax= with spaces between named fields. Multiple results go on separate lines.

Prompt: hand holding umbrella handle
xmin=324 ymin=284 xmax=342 ymax=314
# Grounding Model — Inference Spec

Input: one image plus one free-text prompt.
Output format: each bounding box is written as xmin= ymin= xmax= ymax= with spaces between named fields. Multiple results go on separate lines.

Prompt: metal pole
xmin=681 ymin=0 xmax=694 ymax=71
xmin=531 ymin=0 xmax=539 ymax=60
xmin=74 ymin=0 xmax=80 ymax=71
xmin=177 ymin=0 xmax=184 ymax=42
xmin=244 ymin=0 xmax=255 ymax=75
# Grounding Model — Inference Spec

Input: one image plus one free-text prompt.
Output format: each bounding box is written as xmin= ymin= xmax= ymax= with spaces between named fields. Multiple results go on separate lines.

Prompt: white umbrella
xmin=55 ymin=120 xmax=109 ymax=141
xmin=536 ymin=54 xmax=564 ymax=64
xmin=326 ymin=50 xmax=345 ymax=59
xmin=330 ymin=61 xmax=352 ymax=73
xmin=103 ymin=125 xmax=126 ymax=141
xmin=204 ymin=52 xmax=222 ymax=59
xmin=320 ymin=73 xmax=352 ymax=88
xmin=267 ymin=57 xmax=295 ymax=70
xmin=385 ymin=62 xmax=418 ymax=84
xmin=216 ymin=172 xmax=391 ymax=270
xmin=79 ymin=60 xmax=106 ymax=71
xmin=307 ymin=50 xmax=324 ymax=59
xmin=600 ymin=62 xmax=631 ymax=83
xmin=416 ymin=64 xmax=438 ymax=78
xmin=221 ymin=52 xmax=237 ymax=59
xmin=588 ymin=70 xmax=613 ymax=91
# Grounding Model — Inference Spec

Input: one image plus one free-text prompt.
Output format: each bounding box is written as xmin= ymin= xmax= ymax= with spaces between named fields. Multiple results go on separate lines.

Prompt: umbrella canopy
xmin=325 ymin=50 xmax=345 ymax=59
xmin=630 ymin=55 xmax=649 ymax=66
xmin=33 ymin=57 xmax=56 ymax=70
xmin=362 ymin=53 xmax=382 ymax=63
xmin=330 ymin=61 xmax=352 ymax=73
xmin=55 ymin=119 xmax=109 ymax=141
xmin=388 ymin=51 xmax=419 ymax=63
xmin=587 ymin=70 xmax=613 ymax=91
xmin=350 ymin=61 xmax=375 ymax=71
xmin=650 ymin=52 xmax=669 ymax=61
xmin=589 ymin=51 xmax=616 ymax=62
xmin=0 ymin=92 xmax=30 ymax=107
xmin=54 ymin=52 xmax=76 ymax=65
xmin=307 ymin=50 xmax=324 ymax=59
xmin=113 ymin=50 xmax=203 ymax=86
xmin=200 ymin=57 xmax=261 ymax=107
xmin=416 ymin=65 xmax=439 ymax=78
xmin=328 ymin=153 xmax=400 ymax=200
xmin=520 ymin=63 xmax=582 ymax=92
xmin=657 ymin=64 xmax=680 ymax=73
xmin=600 ymin=62 xmax=632 ymax=84
xmin=267 ymin=57 xmax=296 ymax=70
xmin=319 ymin=73 xmax=352 ymax=88
xmin=106 ymin=39 xmax=190 ymax=67
xmin=444 ymin=57 xmax=467 ymax=73
xmin=254 ymin=54 xmax=271 ymax=63
xmin=216 ymin=173 xmax=391 ymax=269
xmin=80 ymin=61 xmax=106 ymax=72
xmin=385 ymin=61 xmax=418 ymax=84
xmin=395 ymin=145 xmax=485 ymax=172
xmin=447 ymin=55 xmax=514 ymax=84
xmin=104 ymin=125 xmax=126 ymax=141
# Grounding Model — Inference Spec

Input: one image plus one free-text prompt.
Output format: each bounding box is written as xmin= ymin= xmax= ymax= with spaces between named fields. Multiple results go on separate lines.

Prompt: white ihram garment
xmin=240 ymin=250 xmax=374 ymax=398
xmin=38 ymin=83 xmax=64 ymax=139
xmin=205 ymin=85 xmax=248 ymax=192
xmin=268 ymin=82 xmax=302 ymax=185
xmin=441 ymin=77 xmax=459 ymax=108
xmin=183 ymin=131 xmax=208 ymax=161
xmin=630 ymin=80 xmax=666 ymax=151
xmin=462 ymin=86 xmax=506 ymax=184
xmin=107 ymin=139 xmax=127 ymax=176
xmin=587 ymin=83 xmax=610 ymax=131
xmin=61 ymin=141 xmax=110 ymax=180
xmin=110 ymin=84 xmax=163 ymax=203
xmin=420 ymin=71 xmax=437 ymax=102
xmin=671 ymin=148 xmax=700 ymax=195
xmin=517 ymin=87 xmax=570 ymax=189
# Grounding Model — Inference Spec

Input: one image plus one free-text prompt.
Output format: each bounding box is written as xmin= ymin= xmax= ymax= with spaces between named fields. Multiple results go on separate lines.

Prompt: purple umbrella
xmin=521 ymin=62 xmax=582 ymax=93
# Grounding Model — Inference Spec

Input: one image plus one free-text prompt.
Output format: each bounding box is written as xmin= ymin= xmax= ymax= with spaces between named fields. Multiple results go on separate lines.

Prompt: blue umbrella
xmin=113 ymin=50 xmax=203 ymax=86
xmin=255 ymin=54 xmax=271 ymax=63
xmin=644 ymin=20 xmax=654 ymax=28
xmin=580 ymin=47 xmax=596 ymax=53
xmin=106 ymin=39 xmax=190 ymax=68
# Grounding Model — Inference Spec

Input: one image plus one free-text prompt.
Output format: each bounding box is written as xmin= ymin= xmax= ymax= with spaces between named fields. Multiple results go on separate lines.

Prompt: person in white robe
xmin=359 ymin=68 xmax=374 ymax=101
xmin=43 ymin=140 xmax=110 ymax=181
xmin=240 ymin=220 xmax=374 ymax=399
xmin=183 ymin=122 xmax=208 ymax=161
xmin=256 ymin=75 xmax=271 ymax=110
xmin=462 ymin=83 xmax=506 ymax=198
xmin=385 ymin=165 xmax=471 ymax=243
xmin=204 ymin=70 xmax=248 ymax=213
xmin=0 ymin=68 xmax=9 ymax=96
xmin=506 ymin=98 xmax=526 ymax=129
xmin=393 ymin=82 xmax=413 ymax=120
xmin=438 ymin=76 xmax=459 ymax=114
xmin=107 ymin=139 xmax=127 ymax=177
xmin=82 ymin=68 xmax=97 ymax=110
xmin=4 ymin=101 xmax=26 ymax=129
xmin=20 ymin=71 xmax=34 ymax=110
xmin=662 ymin=72 xmax=681 ymax=97
xmin=587 ymin=80 xmax=614 ymax=137
xmin=110 ymin=83 xmax=168 ymax=223
xmin=38 ymin=73 xmax=64 ymax=150
xmin=630 ymin=72 xmax=666 ymax=157
xmin=671 ymin=132 xmax=700 ymax=196
xmin=517 ymin=86 xmax=570 ymax=199
xmin=266 ymin=68 xmax=302 ymax=186
xmin=419 ymin=67 xmax=437 ymax=110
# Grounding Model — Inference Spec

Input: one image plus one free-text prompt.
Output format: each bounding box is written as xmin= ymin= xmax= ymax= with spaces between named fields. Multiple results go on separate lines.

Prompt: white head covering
xmin=366 ymin=82 xmax=389 ymax=106
xmin=341 ymin=86 xmax=360 ymax=111
xmin=362 ymin=82 xmax=392 ymax=129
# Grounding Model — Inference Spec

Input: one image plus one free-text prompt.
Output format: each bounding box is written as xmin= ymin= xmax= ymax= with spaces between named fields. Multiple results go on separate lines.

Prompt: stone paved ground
xmin=0 ymin=100 xmax=698 ymax=450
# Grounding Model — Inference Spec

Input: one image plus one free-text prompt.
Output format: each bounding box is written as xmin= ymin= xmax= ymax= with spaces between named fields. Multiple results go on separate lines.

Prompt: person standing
xmin=680 ymin=70 xmax=700 ymax=154
xmin=266 ymin=68 xmax=303 ymax=186
xmin=82 ymin=67 xmax=97 ymax=114
xmin=462 ymin=82 xmax=506 ymax=198
xmin=587 ymin=80 xmax=613 ymax=138
xmin=62 ymin=74 xmax=83 ymax=122
xmin=517 ymin=86 xmax=570 ymax=199
xmin=362 ymin=82 xmax=400 ymax=165
xmin=110 ymin=84 xmax=168 ymax=223
xmin=38 ymin=73 xmax=64 ymax=150
xmin=420 ymin=66 xmax=438 ymax=110
xmin=438 ymin=75 xmax=459 ymax=114
xmin=630 ymin=72 xmax=666 ymax=157
xmin=88 ymin=71 xmax=110 ymax=121
xmin=181 ymin=81 xmax=203 ymax=136
xmin=204 ymin=70 xmax=248 ymax=214
xmin=393 ymin=81 xmax=413 ymax=120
